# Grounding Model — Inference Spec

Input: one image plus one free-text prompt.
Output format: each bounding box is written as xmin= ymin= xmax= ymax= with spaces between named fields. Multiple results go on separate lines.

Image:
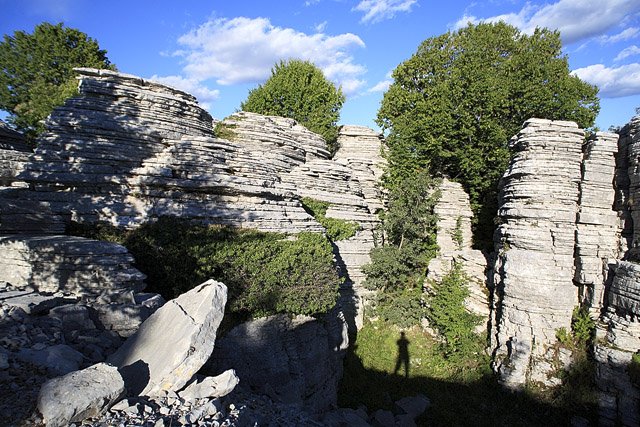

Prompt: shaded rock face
xmin=206 ymin=311 xmax=349 ymax=414
xmin=0 ymin=119 xmax=30 ymax=189
xmin=0 ymin=234 xmax=146 ymax=297
xmin=425 ymin=178 xmax=489 ymax=330
xmin=490 ymin=119 xmax=585 ymax=388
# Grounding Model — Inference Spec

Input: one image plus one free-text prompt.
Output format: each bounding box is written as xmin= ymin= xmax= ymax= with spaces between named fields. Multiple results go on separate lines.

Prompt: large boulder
xmin=206 ymin=310 xmax=349 ymax=413
xmin=107 ymin=279 xmax=227 ymax=396
xmin=37 ymin=362 xmax=125 ymax=427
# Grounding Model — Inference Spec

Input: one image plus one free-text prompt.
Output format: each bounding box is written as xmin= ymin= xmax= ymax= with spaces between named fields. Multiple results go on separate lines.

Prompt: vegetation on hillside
xmin=67 ymin=218 xmax=341 ymax=323
xmin=0 ymin=22 xmax=114 ymax=147
xmin=241 ymin=59 xmax=345 ymax=155
xmin=377 ymin=22 xmax=600 ymax=248
xmin=300 ymin=197 xmax=360 ymax=241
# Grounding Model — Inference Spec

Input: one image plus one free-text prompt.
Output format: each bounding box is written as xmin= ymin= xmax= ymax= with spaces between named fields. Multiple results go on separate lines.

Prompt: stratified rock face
xmin=0 ymin=119 xmax=30 ymax=188
xmin=5 ymin=68 xmax=385 ymax=328
xmin=622 ymin=116 xmax=640 ymax=260
xmin=207 ymin=311 xmax=349 ymax=413
xmin=0 ymin=199 xmax=65 ymax=234
xmin=574 ymin=132 xmax=620 ymax=313
xmin=334 ymin=125 xmax=386 ymax=214
xmin=0 ymin=235 xmax=146 ymax=297
xmin=426 ymin=178 xmax=489 ymax=329
xmin=490 ymin=119 xmax=584 ymax=388
xmin=594 ymin=261 xmax=640 ymax=427
xmin=107 ymin=280 xmax=227 ymax=397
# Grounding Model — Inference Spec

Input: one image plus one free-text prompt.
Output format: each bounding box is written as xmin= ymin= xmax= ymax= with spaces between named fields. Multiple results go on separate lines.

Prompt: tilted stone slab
xmin=107 ymin=279 xmax=227 ymax=396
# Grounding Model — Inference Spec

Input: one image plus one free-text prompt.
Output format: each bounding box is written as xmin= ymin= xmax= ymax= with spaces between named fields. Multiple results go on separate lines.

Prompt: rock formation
xmin=0 ymin=68 xmax=386 ymax=328
xmin=107 ymin=279 xmax=227 ymax=397
xmin=490 ymin=119 xmax=585 ymax=388
xmin=425 ymin=178 xmax=489 ymax=329
xmin=575 ymin=131 xmax=620 ymax=313
xmin=206 ymin=311 xmax=349 ymax=413
xmin=0 ymin=119 xmax=30 ymax=189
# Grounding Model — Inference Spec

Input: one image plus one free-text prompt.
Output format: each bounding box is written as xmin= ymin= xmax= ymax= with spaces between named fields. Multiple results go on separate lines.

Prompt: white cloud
xmin=151 ymin=75 xmax=220 ymax=110
xmin=353 ymin=0 xmax=418 ymax=24
xmin=615 ymin=45 xmax=640 ymax=62
xmin=173 ymin=16 xmax=366 ymax=96
xmin=367 ymin=79 xmax=392 ymax=93
xmin=572 ymin=63 xmax=640 ymax=98
xmin=601 ymin=27 xmax=640 ymax=44
xmin=453 ymin=0 xmax=640 ymax=45
xmin=315 ymin=21 xmax=328 ymax=33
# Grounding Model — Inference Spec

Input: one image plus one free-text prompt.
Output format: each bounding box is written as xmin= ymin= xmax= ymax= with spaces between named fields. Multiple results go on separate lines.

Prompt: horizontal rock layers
xmin=490 ymin=119 xmax=585 ymax=388
xmin=426 ymin=178 xmax=489 ymax=329
xmin=0 ymin=235 xmax=146 ymax=297
xmin=1 ymin=68 xmax=385 ymax=328
xmin=0 ymin=119 xmax=30 ymax=188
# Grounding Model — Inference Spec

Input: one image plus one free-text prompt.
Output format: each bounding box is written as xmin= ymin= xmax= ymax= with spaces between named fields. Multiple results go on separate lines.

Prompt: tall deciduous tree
xmin=241 ymin=59 xmax=345 ymax=155
xmin=0 ymin=22 xmax=114 ymax=147
xmin=377 ymin=22 xmax=599 ymax=248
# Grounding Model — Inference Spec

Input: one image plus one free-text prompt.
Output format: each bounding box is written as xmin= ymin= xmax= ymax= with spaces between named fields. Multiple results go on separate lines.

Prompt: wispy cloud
xmin=600 ymin=27 xmax=640 ymax=44
xmin=367 ymin=72 xmax=393 ymax=93
xmin=150 ymin=75 xmax=220 ymax=110
xmin=453 ymin=0 xmax=640 ymax=46
xmin=615 ymin=45 xmax=640 ymax=62
xmin=173 ymin=16 xmax=366 ymax=96
xmin=572 ymin=63 xmax=640 ymax=98
xmin=353 ymin=0 xmax=418 ymax=24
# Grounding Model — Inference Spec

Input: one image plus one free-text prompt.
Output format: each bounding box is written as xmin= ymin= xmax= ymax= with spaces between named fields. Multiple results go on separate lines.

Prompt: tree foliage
xmin=0 ymin=22 xmax=114 ymax=146
xmin=241 ymin=59 xmax=345 ymax=155
xmin=363 ymin=173 xmax=440 ymax=326
xmin=427 ymin=262 xmax=481 ymax=356
xmin=377 ymin=22 xmax=599 ymax=248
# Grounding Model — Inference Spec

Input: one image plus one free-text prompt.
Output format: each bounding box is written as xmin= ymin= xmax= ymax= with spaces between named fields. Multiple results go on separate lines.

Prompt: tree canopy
xmin=241 ymin=59 xmax=345 ymax=155
xmin=377 ymin=22 xmax=600 ymax=248
xmin=0 ymin=22 xmax=114 ymax=147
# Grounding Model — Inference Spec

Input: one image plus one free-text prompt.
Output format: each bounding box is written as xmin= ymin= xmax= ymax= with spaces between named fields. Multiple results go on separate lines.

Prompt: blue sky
xmin=1 ymin=0 xmax=639 ymax=131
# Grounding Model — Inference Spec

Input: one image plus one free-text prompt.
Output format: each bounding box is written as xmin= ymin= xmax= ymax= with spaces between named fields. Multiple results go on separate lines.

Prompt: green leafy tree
xmin=241 ymin=59 xmax=345 ymax=155
xmin=363 ymin=172 xmax=440 ymax=326
xmin=0 ymin=22 xmax=114 ymax=147
xmin=377 ymin=22 xmax=599 ymax=248
xmin=427 ymin=262 xmax=481 ymax=356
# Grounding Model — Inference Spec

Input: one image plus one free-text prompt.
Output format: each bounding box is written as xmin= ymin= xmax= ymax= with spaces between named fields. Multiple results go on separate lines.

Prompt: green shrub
xmin=556 ymin=327 xmax=572 ymax=346
xmin=67 ymin=218 xmax=341 ymax=319
xmin=371 ymin=286 xmax=426 ymax=328
xmin=301 ymin=197 xmax=359 ymax=241
xmin=427 ymin=262 xmax=481 ymax=357
xmin=629 ymin=352 xmax=640 ymax=385
xmin=571 ymin=306 xmax=595 ymax=346
xmin=452 ymin=216 xmax=463 ymax=249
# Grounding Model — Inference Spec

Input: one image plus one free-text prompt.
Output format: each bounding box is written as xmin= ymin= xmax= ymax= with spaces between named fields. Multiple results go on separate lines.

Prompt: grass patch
xmin=339 ymin=320 xmax=597 ymax=426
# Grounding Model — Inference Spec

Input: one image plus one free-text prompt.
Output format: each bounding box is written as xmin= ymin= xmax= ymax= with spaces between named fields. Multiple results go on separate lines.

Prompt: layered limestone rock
xmin=0 ymin=199 xmax=65 ymax=235
xmin=490 ymin=119 xmax=585 ymax=388
xmin=0 ymin=119 xmax=30 ymax=188
xmin=622 ymin=116 xmax=640 ymax=260
xmin=334 ymin=125 xmax=386 ymax=214
xmin=574 ymin=132 xmax=620 ymax=313
xmin=594 ymin=261 xmax=640 ymax=427
xmin=0 ymin=235 xmax=146 ymax=297
xmin=425 ymin=178 xmax=489 ymax=328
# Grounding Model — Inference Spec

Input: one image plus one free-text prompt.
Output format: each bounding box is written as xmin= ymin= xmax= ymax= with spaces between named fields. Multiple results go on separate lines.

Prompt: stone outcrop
xmin=0 ymin=200 xmax=65 ymax=235
xmin=0 ymin=120 xmax=30 ymax=189
xmin=426 ymin=178 xmax=489 ymax=328
xmin=574 ymin=131 xmax=620 ymax=313
xmin=206 ymin=311 xmax=349 ymax=413
xmin=37 ymin=362 xmax=125 ymax=427
xmin=0 ymin=234 xmax=146 ymax=297
xmin=490 ymin=119 xmax=585 ymax=388
xmin=1 ymin=68 xmax=386 ymax=327
xmin=107 ymin=279 xmax=227 ymax=396
xmin=594 ymin=261 xmax=640 ymax=427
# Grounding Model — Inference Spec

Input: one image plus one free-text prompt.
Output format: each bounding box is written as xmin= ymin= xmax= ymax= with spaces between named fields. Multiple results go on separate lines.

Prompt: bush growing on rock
xmin=68 ymin=218 xmax=341 ymax=320
xmin=301 ymin=197 xmax=359 ymax=241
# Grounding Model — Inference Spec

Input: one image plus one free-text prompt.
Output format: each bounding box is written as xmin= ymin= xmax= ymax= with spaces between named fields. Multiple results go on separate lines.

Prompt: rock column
xmin=574 ymin=132 xmax=620 ymax=313
xmin=490 ymin=119 xmax=584 ymax=388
